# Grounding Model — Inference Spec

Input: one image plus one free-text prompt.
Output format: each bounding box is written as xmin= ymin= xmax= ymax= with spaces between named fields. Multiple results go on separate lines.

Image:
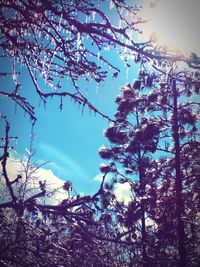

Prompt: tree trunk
xmin=136 ymin=109 xmax=147 ymax=267
xmin=172 ymin=79 xmax=187 ymax=266
xmin=141 ymin=199 xmax=147 ymax=266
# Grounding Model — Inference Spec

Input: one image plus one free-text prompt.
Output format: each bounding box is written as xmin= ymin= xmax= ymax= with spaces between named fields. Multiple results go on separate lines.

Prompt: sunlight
xmin=140 ymin=0 xmax=200 ymax=55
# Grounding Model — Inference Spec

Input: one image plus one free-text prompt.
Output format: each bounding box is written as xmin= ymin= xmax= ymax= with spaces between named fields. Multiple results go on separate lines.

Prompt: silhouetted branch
xmin=0 ymin=115 xmax=17 ymax=202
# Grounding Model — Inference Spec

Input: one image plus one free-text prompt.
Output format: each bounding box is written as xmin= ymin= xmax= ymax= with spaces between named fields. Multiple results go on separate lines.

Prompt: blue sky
xmin=0 ymin=0 xmax=142 ymax=196
xmin=0 ymin=46 xmax=138 ymax=195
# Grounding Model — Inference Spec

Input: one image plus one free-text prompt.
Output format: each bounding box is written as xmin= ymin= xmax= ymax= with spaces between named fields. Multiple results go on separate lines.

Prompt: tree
xmin=1 ymin=0 xmax=199 ymax=122
xmin=0 ymin=116 xmax=113 ymax=266
xmin=0 ymin=0 xmax=142 ymax=121
xmin=99 ymin=58 xmax=200 ymax=266
xmin=98 ymin=80 xmax=162 ymax=266
xmin=181 ymin=141 xmax=200 ymax=266
xmin=1 ymin=1 xmax=200 ymax=266
xmin=141 ymin=62 xmax=200 ymax=266
xmin=0 ymin=125 xmax=134 ymax=267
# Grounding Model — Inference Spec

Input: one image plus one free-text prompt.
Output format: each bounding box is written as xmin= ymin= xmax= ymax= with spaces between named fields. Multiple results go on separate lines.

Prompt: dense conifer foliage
xmin=99 ymin=59 xmax=200 ymax=266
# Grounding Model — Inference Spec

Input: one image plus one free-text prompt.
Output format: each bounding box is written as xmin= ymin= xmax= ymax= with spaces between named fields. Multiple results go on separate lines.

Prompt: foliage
xmin=99 ymin=58 xmax=200 ymax=266
xmin=0 ymin=0 xmax=144 ymax=121
xmin=0 ymin=1 xmax=200 ymax=266
xmin=1 ymin=0 xmax=200 ymax=121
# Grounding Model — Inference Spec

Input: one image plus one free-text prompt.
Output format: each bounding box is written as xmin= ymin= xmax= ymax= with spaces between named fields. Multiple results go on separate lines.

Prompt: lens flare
xmin=140 ymin=0 xmax=200 ymax=55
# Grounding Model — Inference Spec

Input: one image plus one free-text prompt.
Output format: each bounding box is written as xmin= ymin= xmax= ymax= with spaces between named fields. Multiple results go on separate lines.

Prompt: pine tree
xmin=99 ymin=58 xmax=200 ymax=266
xmin=99 ymin=78 xmax=161 ymax=266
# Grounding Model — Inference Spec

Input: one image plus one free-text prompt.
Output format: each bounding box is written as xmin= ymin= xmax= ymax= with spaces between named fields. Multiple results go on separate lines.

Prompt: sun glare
xmin=140 ymin=0 xmax=200 ymax=55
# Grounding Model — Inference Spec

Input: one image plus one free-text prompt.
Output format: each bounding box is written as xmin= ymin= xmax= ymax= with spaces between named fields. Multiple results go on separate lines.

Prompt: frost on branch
xmin=0 ymin=0 xmax=144 ymax=120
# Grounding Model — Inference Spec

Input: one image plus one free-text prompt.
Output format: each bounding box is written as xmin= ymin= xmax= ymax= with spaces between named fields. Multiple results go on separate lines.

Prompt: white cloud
xmin=114 ymin=183 xmax=132 ymax=205
xmin=35 ymin=168 xmax=64 ymax=189
xmin=0 ymin=157 xmax=23 ymax=181
xmin=93 ymin=173 xmax=132 ymax=205
xmin=34 ymin=167 xmax=66 ymax=203
xmin=0 ymin=156 xmax=67 ymax=204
